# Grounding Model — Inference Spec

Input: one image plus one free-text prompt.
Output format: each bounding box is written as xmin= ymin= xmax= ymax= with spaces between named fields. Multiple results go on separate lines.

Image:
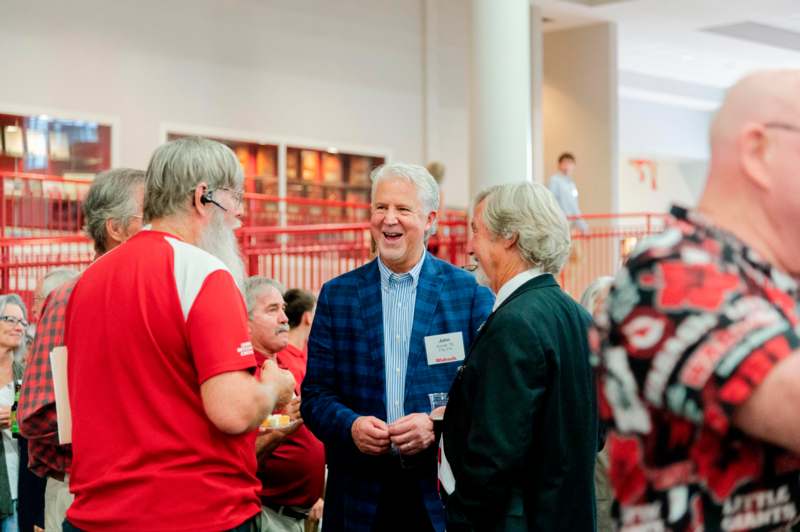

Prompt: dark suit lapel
xmin=357 ymin=259 xmax=385 ymax=362
xmin=405 ymin=254 xmax=443 ymax=389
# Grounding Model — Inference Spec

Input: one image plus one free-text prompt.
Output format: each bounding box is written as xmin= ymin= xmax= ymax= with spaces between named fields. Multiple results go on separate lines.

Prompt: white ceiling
xmin=535 ymin=0 xmax=800 ymax=104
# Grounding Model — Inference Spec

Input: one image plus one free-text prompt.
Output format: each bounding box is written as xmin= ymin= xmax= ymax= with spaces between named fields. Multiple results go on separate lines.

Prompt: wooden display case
xmin=0 ymin=113 xmax=112 ymax=176
xmin=166 ymin=131 xmax=385 ymax=225
xmin=285 ymin=147 xmax=383 ymax=223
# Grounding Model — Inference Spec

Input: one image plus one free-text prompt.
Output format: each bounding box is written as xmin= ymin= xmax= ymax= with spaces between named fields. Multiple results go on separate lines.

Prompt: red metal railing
xmin=0 ymin=171 xmax=376 ymax=233
xmin=238 ymin=214 xmax=469 ymax=293
xmin=559 ymin=212 xmax=667 ymax=298
xmin=0 ymin=170 xmax=669 ymax=311
xmin=0 ymin=171 xmax=92 ymax=237
xmin=0 ymin=235 xmax=95 ymax=309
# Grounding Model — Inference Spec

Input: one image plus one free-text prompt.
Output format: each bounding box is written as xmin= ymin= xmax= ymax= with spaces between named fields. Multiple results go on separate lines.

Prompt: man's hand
xmin=259 ymin=359 xmax=295 ymax=409
xmin=351 ymin=416 xmax=391 ymax=455
xmin=256 ymin=418 xmax=303 ymax=458
xmin=388 ymin=413 xmax=434 ymax=455
xmin=281 ymin=397 xmax=302 ymax=423
xmin=308 ymin=498 xmax=324 ymax=522
xmin=0 ymin=407 xmax=10 ymax=430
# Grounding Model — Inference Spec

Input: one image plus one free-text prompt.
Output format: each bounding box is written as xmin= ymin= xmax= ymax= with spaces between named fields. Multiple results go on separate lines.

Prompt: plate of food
xmin=259 ymin=414 xmax=301 ymax=434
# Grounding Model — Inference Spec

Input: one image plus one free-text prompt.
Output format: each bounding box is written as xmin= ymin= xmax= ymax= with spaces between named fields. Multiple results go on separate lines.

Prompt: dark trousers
xmin=64 ymin=512 xmax=261 ymax=532
xmin=18 ymin=438 xmax=46 ymax=532
xmin=372 ymin=460 xmax=435 ymax=532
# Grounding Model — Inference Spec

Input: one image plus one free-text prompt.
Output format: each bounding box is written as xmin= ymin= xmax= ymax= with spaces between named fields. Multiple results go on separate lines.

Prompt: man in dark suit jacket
xmin=442 ymin=182 xmax=598 ymax=531
xmin=302 ymin=163 xmax=494 ymax=532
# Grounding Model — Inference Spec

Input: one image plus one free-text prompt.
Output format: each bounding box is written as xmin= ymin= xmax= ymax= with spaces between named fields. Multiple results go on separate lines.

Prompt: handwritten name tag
xmin=424 ymin=332 xmax=466 ymax=365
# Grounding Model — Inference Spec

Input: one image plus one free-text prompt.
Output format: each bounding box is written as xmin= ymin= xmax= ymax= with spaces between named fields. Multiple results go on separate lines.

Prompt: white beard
xmin=198 ymin=209 xmax=246 ymax=290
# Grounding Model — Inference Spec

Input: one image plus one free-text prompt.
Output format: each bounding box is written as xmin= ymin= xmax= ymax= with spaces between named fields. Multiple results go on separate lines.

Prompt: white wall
xmin=426 ymin=0 xmax=472 ymax=209
xmin=0 ymin=0 xmax=474 ymax=208
xmin=618 ymin=158 xmax=707 ymax=214
xmin=618 ymin=97 xmax=712 ymax=213
xmin=619 ymin=97 xmax=714 ymax=160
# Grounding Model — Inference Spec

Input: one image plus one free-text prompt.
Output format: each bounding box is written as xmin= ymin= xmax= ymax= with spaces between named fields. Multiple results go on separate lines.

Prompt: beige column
xmin=470 ymin=0 xmax=532 ymax=193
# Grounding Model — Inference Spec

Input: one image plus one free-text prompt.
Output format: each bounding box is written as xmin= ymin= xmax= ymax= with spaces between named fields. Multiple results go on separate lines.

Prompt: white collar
xmin=493 ymin=268 xmax=544 ymax=311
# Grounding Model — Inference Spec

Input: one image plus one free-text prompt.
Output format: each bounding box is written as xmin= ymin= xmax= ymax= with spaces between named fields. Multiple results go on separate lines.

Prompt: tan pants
xmin=44 ymin=475 xmax=74 ymax=532
xmin=259 ymin=506 xmax=305 ymax=532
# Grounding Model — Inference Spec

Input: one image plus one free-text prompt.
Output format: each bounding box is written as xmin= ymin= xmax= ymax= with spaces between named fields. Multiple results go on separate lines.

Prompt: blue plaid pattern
xmin=301 ymin=253 xmax=494 ymax=532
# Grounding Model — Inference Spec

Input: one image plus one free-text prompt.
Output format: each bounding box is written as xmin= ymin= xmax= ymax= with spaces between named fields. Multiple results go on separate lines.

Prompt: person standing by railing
xmin=301 ymin=163 xmax=493 ymax=532
xmin=62 ymin=138 xmax=295 ymax=532
xmin=594 ymin=69 xmax=800 ymax=531
xmin=549 ymin=152 xmax=589 ymax=234
xmin=17 ymin=168 xmax=146 ymax=532
xmin=0 ymin=293 xmax=28 ymax=532
xmin=441 ymin=183 xmax=597 ymax=531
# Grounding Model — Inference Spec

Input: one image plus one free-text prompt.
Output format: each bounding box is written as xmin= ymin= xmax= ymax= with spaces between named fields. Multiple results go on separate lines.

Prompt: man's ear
xmin=105 ymin=218 xmax=125 ymax=247
xmin=739 ymin=124 xmax=772 ymax=191
xmin=193 ymin=182 xmax=211 ymax=215
xmin=425 ymin=209 xmax=438 ymax=233
xmin=502 ymin=232 xmax=519 ymax=250
xmin=303 ymin=311 xmax=313 ymax=327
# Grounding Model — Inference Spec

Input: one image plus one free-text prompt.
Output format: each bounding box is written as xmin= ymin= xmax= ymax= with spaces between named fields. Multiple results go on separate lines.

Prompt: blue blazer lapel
xmin=357 ymin=259 xmax=385 ymax=362
xmin=406 ymin=254 xmax=443 ymax=382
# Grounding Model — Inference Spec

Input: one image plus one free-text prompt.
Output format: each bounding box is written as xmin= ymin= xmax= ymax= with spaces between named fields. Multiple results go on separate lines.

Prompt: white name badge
xmin=424 ymin=332 xmax=466 ymax=365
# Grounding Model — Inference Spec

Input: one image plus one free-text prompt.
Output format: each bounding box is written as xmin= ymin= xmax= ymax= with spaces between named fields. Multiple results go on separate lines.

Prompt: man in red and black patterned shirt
xmin=17 ymin=168 xmax=146 ymax=532
xmin=595 ymin=70 xmax=800 ymax=531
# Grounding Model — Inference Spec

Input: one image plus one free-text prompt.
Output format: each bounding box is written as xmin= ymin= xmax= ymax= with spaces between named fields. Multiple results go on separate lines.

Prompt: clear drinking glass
xmin=428 ymin=392 xmax=448 ymax=420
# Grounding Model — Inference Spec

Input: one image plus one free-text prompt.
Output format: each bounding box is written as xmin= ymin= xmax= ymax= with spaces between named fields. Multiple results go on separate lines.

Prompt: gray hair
xmin=370 ymin=163 xmax=440 ymax=237
xmin=144 ymin=136 xmax=243 ymax=222
xmin=40 ymin=268 xmax=80 ymax=300
xmin=474 ymin=182 xmax=571 ymax=275
xmin=0 ymin=293 xmax=28 ymax=362
xmin=83 ymin=168 xmax=145 ymax=254
xmin=243 ymin=276 xmax=285 ymax=316
xmin=579 ymin=276 xmax=614 ymax=317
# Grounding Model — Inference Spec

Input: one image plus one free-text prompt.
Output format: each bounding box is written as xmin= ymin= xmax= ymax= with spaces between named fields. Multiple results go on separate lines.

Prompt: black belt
xmin=262 ymin=500 xmax=309 ymax=521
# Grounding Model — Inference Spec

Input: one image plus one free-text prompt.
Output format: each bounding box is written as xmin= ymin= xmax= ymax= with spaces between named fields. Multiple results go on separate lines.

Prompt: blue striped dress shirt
xmin=378 ymin=253 xmax=425 ymax=423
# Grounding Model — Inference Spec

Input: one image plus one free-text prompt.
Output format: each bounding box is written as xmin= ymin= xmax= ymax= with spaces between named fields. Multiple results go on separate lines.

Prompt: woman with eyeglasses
xmin=0 ymin=294 xmax=29 ymax=532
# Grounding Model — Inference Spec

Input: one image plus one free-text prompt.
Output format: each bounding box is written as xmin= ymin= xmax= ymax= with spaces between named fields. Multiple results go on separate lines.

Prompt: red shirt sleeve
xmin=186 ymin=270 xmax=256 ymax=383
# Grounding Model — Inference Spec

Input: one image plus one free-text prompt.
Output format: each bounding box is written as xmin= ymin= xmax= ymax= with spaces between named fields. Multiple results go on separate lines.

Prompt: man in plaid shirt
xmin=17 ymin=168 xmax=145 ymax=532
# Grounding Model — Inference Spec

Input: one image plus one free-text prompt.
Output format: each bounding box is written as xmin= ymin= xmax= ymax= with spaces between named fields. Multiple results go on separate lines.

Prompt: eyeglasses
xmin=764 ymin=122 xmax=800 ymax=134
xmin=202 ymin=187 xmax=244 ymax=213
xmin=0 ymin=316 xmax=28 ymax=328
xmin=218 ymin=187 xmax=244 ymax=207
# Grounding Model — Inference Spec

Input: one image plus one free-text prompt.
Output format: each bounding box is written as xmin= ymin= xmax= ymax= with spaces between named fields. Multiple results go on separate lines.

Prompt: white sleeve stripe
xmin=166 ymin=237 xmax=230 ymax=321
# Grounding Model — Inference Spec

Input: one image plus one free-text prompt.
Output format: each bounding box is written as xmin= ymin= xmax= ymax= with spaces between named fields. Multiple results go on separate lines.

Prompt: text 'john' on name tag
xmin=424 ymin=332 xmax=466 ymax=365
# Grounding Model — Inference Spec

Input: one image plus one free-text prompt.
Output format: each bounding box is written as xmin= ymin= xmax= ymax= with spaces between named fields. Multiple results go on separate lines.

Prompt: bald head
xmin=700 ymin=69 xmax=800 ymax=275
xmin=710 ymin=70 xmax=800 ymax=150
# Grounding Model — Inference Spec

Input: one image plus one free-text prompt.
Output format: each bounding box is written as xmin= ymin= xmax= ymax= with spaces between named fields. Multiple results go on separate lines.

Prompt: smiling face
xmin=0 ymin=303 xmax=25 ymax=352
xmin=370 ymin=178 xmax=435 ymax=273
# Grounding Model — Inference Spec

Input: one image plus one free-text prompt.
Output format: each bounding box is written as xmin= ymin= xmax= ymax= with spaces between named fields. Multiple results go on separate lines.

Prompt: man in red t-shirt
xmin=63 ymin=137 xmax=295 ymax=532
xmin=244 ymin=278 xmax=325 ymax=532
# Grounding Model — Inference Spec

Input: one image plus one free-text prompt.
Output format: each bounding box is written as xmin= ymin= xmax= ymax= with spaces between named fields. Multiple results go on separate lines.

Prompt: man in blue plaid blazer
xmin=301 ymin=163 xmax=493 ymax=532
